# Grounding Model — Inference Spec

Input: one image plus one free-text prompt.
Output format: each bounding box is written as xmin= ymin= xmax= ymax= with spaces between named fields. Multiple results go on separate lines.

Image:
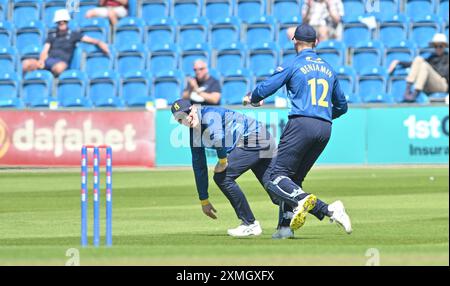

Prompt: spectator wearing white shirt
xmin=302 ymin=0 xmax=344 ymax=42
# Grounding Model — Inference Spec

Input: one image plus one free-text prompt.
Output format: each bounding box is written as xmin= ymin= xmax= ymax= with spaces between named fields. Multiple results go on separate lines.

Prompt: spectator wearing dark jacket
xmin=388 ymin=33 xmax=449 ymax=102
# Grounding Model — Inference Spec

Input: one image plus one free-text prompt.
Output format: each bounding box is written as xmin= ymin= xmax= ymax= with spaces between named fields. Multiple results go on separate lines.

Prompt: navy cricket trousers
xmin=269 ymin=115 xmax=332 ymax=220
xmin=213 ymin=147 xmax=273 ymax=225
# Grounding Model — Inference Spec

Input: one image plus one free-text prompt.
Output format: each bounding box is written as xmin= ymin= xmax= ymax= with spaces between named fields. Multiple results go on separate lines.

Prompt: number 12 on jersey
xmin=308 ymin=78 xmax=329 ymax=107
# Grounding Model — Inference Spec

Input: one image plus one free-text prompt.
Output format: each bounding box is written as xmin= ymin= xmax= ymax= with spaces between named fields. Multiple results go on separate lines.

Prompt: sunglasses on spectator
xmin=58 ymin=21 xmax=68 ymax=25
xmin=434 ymin=45 xmax=445 ymax=48
xmin=193 ymin=67 xmax=206 ymax=71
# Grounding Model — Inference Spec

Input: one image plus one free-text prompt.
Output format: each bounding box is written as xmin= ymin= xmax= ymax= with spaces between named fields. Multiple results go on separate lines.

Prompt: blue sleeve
xmin=191 ymin=147 xmax=209 ymax=200
xmin=331 ymin=78 xmax=348 ymax=119
xmin=251 ymin=63 xmax=292 ymax=103
xmin=204 ymin=112 xmax=227 ymax=159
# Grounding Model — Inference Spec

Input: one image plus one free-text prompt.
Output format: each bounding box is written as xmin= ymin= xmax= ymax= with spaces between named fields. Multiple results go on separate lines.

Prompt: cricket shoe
xmin=289 ymin=194 xmax=317 ymax=231
xmin=227 ymin=220 xmax=262 ymax=237
xmin=328 ymin=200 xmax=352 ymax=234
xmin=272 ymin=227 xmax=294 ymax=239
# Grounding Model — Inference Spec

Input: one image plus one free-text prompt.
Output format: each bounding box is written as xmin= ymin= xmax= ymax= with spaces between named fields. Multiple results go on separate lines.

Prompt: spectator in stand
xmin=301 ymin=0 xmax=344 ymax=42
xmin=85 ymin=0 xmax=128 ymax=26
xmin=21 ymin=9 xmax=109 ymax=77
xmin=182 ymin=59 xmax=222 ymax=105
xmin=388 ymin=33 xmax=449 ymax=102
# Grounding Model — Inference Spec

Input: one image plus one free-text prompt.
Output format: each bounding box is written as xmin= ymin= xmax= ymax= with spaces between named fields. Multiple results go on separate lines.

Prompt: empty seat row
xmin=336 ymin=65 xmax=445 ymax=104
xmin=0 ymin=68 xmax=289 ymax=108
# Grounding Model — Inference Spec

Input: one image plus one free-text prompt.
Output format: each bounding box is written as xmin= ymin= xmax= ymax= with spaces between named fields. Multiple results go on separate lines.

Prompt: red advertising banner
xmin=0 ymin=110 xmax=155 ymax=167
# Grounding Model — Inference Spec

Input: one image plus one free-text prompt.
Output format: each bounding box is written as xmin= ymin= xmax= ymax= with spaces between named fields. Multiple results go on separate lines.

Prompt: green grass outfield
xmin=0 ymin=166 xmax=448 ymax=266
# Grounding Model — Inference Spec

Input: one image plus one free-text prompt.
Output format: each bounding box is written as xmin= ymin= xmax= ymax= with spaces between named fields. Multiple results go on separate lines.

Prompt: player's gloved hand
xmin=201 ymin=200 xmax=217 ymax=219
xmin=243 ymin=92 xmax=263 ymax=107
xmin=214 ymin=158 xmax=228 ymax=173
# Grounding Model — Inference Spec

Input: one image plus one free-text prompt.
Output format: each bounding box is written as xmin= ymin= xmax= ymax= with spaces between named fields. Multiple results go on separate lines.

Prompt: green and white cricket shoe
xmin=227 ymin=220 xmax=262 ymax=237
xmin=328 ymin=200 xmax=352 ymax=234
xmin=290 ymin=194 xmax=317 ymax=231
xmin=272 ymin=226 xmax=294 ymax=239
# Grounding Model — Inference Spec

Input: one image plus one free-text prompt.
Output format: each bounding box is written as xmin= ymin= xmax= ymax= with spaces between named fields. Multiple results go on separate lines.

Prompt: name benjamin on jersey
xmin=299 ymin=59 xmax=333 ymax=78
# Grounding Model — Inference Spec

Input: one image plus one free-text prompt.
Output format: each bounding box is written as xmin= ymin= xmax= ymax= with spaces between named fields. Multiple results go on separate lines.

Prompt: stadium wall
xmin=0 ymin=106 xmax=447 ymax=167
xmin=156 ymin=106 xmax=449 ymax=166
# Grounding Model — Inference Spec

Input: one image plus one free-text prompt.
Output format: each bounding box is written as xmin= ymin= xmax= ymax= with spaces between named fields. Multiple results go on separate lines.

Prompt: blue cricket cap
xmin=171 ymin=98 xmax=192 ymax=116
xmin=292 ymin=23 xmax=317 ymax=42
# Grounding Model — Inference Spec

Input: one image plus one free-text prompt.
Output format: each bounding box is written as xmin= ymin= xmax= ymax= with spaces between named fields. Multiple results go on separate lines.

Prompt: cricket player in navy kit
xmin=171 ymin=99 xmax=277 ymax=237
xmin=244 ymin=23 xmax=352 ymax=238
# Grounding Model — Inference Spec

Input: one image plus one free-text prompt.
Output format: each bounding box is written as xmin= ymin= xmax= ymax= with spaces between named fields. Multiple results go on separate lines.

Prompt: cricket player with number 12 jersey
xmin=245 ymin=23 xmax=353 ymax=238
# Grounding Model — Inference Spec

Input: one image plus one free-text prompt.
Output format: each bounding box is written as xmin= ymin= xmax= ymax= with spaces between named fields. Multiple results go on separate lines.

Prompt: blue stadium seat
xmin=336 ymin=66 xmax=360 ymax=103
xmin=148 ymin=44 xmax=180 ymax=77
xmin=438 ymin=0 xmax=449 ymax=23
xmin=0 ymin=21 xmax=13 ymax=47
xmin=115 ymin=43 xmax=147 ymax=75
xmin=57 ymin=70 xmax=91 ymax=107
xmin=19 ymin=44 xmax=41 ymax=68
xmin=278 ymin=22 xmax=301 ymax=50
xmin=271 ymin=0 xmax=302 ymax=24
xmin=79 ymin=18 xmax=110 ymax=45
xmin=405 ymin=0 xmax=435 ymax=21
xmin=209 ymin=16 xmax=241 ymax=49
xmin=428 ymin=92 xmax=449 ymax=102
xmin=248 ymin=42 xmax=279 ymax=77
xmin=221 ymin=68 xmax=252 ymax=105
xmin=280 ymin=48 xmax=296 ymax=64
xmin=410 ymin=15 xmax=441 ymax=48
xmin=145 ymin=18 xmax=176 ymax=50
xmin=128 ymin=0 xmax=138 ymax=17
xmin=173 ymin=0 xmax=201 ymax=25
xmin=180 ymin=43 xmax=211 ymax=76
xmin=114 ymin=17 xmax=145 ymax=47
xmin=140 ymin=0 xmax=170 ymax=23
xmin=72 ymin=0 xmax=99 ymax=23
xmin=316 ymin=40 xmax=346 ymax=67
xmin=342 ymin=0 xmax=365 ymax=17
xmin=357 ymin=66 xmax=392 ymax=103
xmin=0 ymin=0 xmax=8 ymax=21
xmin=121 ymin=70 xmax=154 ymax=107
xmin=88 ymin=70 xmax=123 ymax=107
xmin=208 ymin=68 xmax=222 ymax=82
xmin=371 ymin=0 xmax=400 ymax=19
xmin=343 ymin=17 xmax=372 ymax=47
xmin=378 ymin=14 xmax=409 ymax=47
xmin=352 ymin=40 xmax=384 ymax=73
xmin=418 ymin=46 xmax=436 ymax=58
xmin=83 ymin=46 xmax=115 ymax=77
xmin=387 ymin=75 xmax=408 ymax=102
xmin=215 ymin=42 xmax=247 ymax=76
xmin=70 ymin=45 xmax=83 ymax=70
xmin=15 ymin=20 xmax=46 ymax=54
xmin=0 ymin=47 xmax=18 ymax=74
xmin=0 ymin=71 xmax=22 ymax=108
xmin=236 ymin=0 xmax=265 ymax=23
xmin=385 ymin=40 xmax=416 ymax=76
xmin=22 ymin=70 xmax=54 ymax=108
xmin=153 ymin=69 xmax=185 ymax=105
xmin=43 ymin=0 xmax=66 ymax=28
xmin=178 ymin=17 xmax=209 ymax=50
xmin=204 ymin=0 xmax=233 ymax=23
xmin=245 ymin=16 xmax=276 ymax=49
xmin=12 ymin=0 xmax=42 ymax=29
